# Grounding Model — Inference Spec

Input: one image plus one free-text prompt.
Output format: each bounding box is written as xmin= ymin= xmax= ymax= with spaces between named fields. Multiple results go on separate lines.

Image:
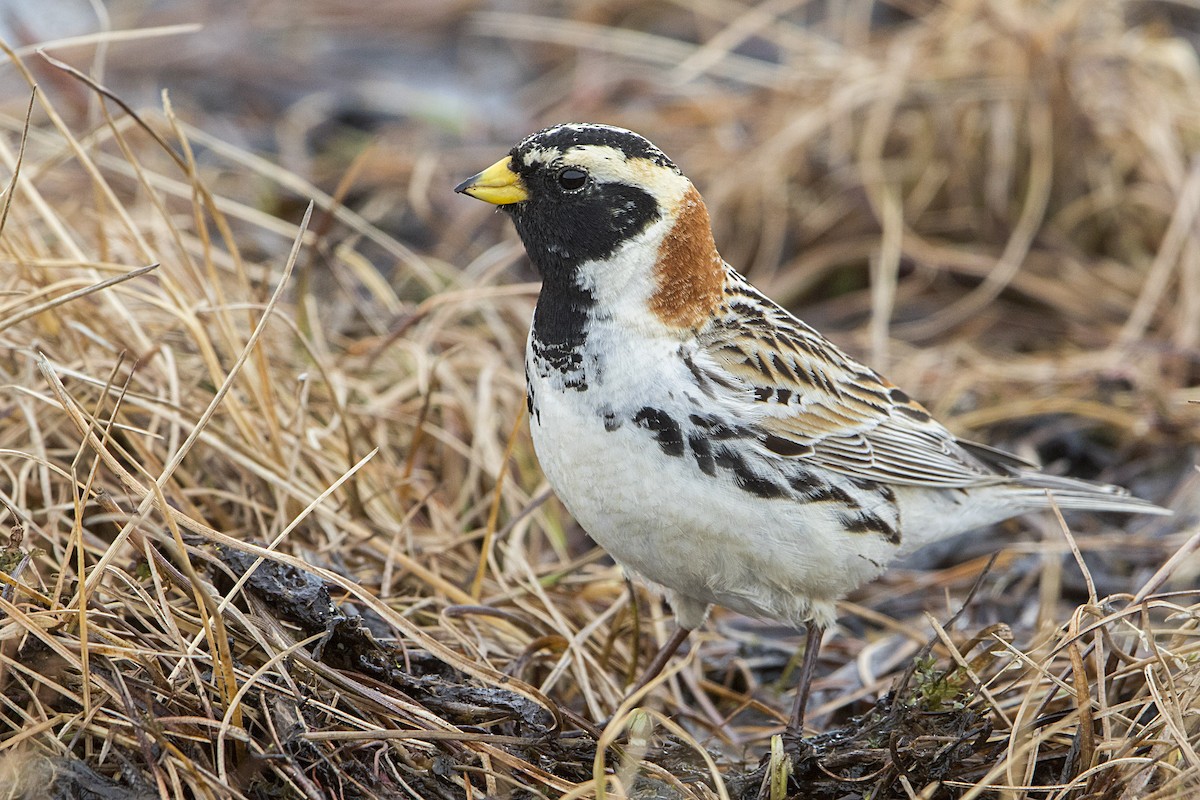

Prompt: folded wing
xmin=699 ymin=274 xmax=1036 ymax=489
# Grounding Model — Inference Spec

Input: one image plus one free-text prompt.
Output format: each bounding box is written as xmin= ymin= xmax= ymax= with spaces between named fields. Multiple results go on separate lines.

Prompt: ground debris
xmin=727 ymin=691 xmax=997 ymax=800
xmin=43 ymin=757 xmax=157 ymax=800
xmin=216 ymin=545 xmax=339 ymax=629
xmin=215 ymin=544 xmax=555 ymax=735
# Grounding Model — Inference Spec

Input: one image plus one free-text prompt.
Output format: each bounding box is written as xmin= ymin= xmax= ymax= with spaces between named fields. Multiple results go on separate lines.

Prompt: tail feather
xmin=1009 ymin=471 xmax=1171 ymax=516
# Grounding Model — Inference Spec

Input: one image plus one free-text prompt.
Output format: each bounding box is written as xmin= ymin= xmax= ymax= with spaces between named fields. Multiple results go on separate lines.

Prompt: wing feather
xmin=700 ymin=272 xmax=1011 ymax=489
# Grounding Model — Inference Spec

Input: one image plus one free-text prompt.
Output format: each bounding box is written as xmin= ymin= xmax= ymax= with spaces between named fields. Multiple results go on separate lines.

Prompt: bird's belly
xmin=528 ymin=379 xmax=897 ymax=629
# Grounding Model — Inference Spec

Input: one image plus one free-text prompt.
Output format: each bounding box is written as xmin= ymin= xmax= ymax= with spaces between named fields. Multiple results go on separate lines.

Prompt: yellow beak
xmin=454 ymin=156 xmax=529 ymax=205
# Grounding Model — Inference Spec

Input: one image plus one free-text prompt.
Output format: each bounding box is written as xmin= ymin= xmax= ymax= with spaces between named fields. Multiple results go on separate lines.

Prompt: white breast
xmin=525 ymin=319 xmax=903 ymax=631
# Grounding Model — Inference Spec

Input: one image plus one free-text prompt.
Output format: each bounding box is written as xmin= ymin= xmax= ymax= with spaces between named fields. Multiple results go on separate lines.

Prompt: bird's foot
xmin=781 ymin=724 xmax=813 ymax=756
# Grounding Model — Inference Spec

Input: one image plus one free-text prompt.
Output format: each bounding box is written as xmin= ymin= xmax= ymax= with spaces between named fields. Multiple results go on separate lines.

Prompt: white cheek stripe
xmin=521 ymin=145 xmax=691 ymax=211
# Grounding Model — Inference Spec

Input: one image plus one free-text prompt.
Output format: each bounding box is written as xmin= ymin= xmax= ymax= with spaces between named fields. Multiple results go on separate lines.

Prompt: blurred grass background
xmin=0 ymin=1 xmax=1198 ymax=798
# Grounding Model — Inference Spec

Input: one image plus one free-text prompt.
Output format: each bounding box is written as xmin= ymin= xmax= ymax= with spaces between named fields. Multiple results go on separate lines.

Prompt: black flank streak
xmin=788 ymin=471 xmax=832 ymax=501
xmin=688 ymin=434 xmax=716 ymax=476
xmin=563 ymin=374 xmax=589 ymax=391
xmin=826 ymin=485 xmax=860 ymax=508
xmin=738 ymin=473 xmax=787 ymax=498
xmin=761 ymin=434 xmax=814 ymax=458
xmin=688 ymin=414 xmax=744 ymax=439
xmin=879 ymin=484 xmax=900 ymax=540
xmin=775 ymin=388 xmax=792 ymax=404
xmin=633 ymin=408 xmax=685 ymax=457
xmin=713 ymin=445 xmax=741 ymax=471
xmin=713 ymin=446 xmax=786 ymax=498
xmin=753 ymin=386 xmax=772 ymax=402
xmin=841 ymin=512 xmax=900 ymax=544
xmin=602 ymin=410 xmax=621 ymax=432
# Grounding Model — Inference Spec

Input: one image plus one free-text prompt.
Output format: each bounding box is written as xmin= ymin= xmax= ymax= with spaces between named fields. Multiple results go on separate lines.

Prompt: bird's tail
xmin=1008 ymin=471 xmax=1170 ymax=516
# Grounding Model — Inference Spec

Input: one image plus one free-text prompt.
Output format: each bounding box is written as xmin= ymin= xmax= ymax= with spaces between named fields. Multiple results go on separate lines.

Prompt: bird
xmin=454 ymin=122 xmax=1169 ymax=737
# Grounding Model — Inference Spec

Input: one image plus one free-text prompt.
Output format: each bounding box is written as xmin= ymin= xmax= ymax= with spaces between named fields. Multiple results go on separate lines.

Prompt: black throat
xmin=529 ymin=259 xmax=595 ymax=373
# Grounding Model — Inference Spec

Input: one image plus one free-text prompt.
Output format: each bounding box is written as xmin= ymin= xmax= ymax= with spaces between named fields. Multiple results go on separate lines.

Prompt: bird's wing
xmin=697 ymin=275 xmax=1031 ymax=489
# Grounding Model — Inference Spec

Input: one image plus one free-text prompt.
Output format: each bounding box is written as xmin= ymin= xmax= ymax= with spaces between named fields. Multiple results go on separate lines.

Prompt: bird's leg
xmin=786 ymin=624 xmax=825 ymax=740
xmin=628 ymin=625 xmax=693 ymax=695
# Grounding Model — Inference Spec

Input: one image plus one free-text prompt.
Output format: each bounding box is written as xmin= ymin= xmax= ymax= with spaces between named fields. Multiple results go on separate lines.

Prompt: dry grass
xmin=0 ymin=1 xmax=1198 ymax=798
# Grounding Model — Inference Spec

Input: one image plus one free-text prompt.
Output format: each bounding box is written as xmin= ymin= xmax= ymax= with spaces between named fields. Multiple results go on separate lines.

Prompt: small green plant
xmin=911 ymin=655 xmax=969 ymax=711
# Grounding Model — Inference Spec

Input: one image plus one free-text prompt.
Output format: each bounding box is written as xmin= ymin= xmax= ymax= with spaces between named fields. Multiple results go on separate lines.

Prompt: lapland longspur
xmin=456 ymin=123 xmax=1168 ymax=735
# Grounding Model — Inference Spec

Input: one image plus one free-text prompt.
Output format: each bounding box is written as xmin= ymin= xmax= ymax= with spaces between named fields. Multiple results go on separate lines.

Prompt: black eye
xmin=557 ymin=167 xmax=588 ymax=191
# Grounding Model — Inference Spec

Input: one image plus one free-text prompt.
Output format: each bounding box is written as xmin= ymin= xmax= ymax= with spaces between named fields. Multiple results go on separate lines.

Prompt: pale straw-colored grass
xmin=1 ymin=1 xmax=1198 ymax=798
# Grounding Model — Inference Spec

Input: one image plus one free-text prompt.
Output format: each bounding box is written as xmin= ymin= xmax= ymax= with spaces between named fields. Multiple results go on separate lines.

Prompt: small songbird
xmin=455 ymin=123 xmax=1168 ymax=735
